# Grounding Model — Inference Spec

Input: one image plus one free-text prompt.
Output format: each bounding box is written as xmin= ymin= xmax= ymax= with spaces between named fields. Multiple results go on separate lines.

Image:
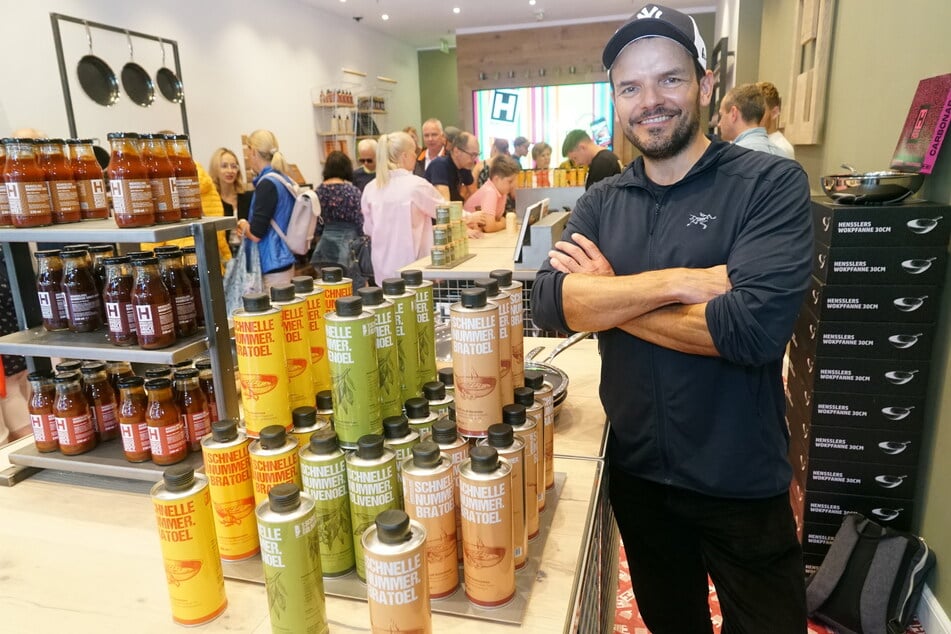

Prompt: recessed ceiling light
xmin=529 ymin=0 xmax=536 ymax=4
xmin=453 ymin=7 xmax=461 ymax=14
xmin=382 ymin=13 xmax=389 ymax=20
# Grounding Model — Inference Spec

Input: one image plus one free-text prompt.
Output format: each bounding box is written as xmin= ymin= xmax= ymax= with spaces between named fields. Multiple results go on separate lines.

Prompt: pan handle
xmin=125 ymin=30 xmax=135 ymax=61
xmin=159 ymin=37 xmax=167 ymax=66
xmin=84 ymin=20 xmax=94 ymax=54
xmin=543 ymin=331 xmax=592 ymax=364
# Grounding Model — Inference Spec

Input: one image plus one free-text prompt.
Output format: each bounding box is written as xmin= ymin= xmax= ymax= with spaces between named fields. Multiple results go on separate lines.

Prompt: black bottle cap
xmin=293 ymin=406 xmax=318 ymax=429
xmin=404 ymin=397 xmax=430 ymax=419
xmin=172 ymin=359 xmax=193 ymax=369
xmin=88 ymin=244 xmax=115 ymax=255
xmin=292 ymin=275 xmax=314 ymax=293
xmin=173 ymin=367 xmax=199 ymax=380
xmin=54 ymin=371 xmax=81 ymax=384
xmin=513 ymin=387 xmax=535 ymax=408
xmin=80 ymin=361 xmax=107 ymax=374
xmin=334 ymin=296 xmax=363 ymax=317
xmin=489 ymin=269 xmax=513 ymax=286
xmin=316 ymin=390 xmax=334 ymax=410
xmin=134 ymin=256 xmax=159 ymax=266
xmin=460 ymin=288 xmax=487 ymax=308
xmin=488 ymin=423 xmax=514 ymax=448
xmin=268 ymin=483 xmax=301 ymax=513
xmin=381 ymin=278 xmax=405 ymax=295
xmin=211 ymin=419 xmax=239 ymax=442
xmin=356 ymin=286 xmax=384 ymax=306
xmin=400 ymin=269 xmax=422 ymax=285
xmin=101 ymin=255 xmax=132 ymax=266
xmin=270 ymin=284 xmax=296 ymax=303
xmin=321 ymin=266 xmax=343 ymax=282
xmin=194 ymin=358 xmax=212 ymax=370
xmin=309 ymin=429 xmax=339 ymax=454
xmin=107 ymin=132 xmax=141 ymax=139
xmin=356 ymin=434 xmax=384 ymax=459
xmin=383 ymin=416 xmax=409 ymax=439
xmin=117 ymin=375 xmax=145 ymax=389
xmin=474 ymin=278 xmax=500 ymax=297
xmin=502 ymin=404 xmax=527 ymax=426
xmin=259 ymin=425 xmax=287 ymax=449
xmin=413 ymin=441 xmax=442 ymax=469
xmin=144 ymin=366 xmax=172 ymax=379
xmin=155 ymin=247 xmax=183 ymax=259
xmin=144 ymin=377 xmax=172 ymax=390
xmin=181 ymin=246 xmax=196 ymax=255
xmin=376 ymin=509 xmax=411 ymax=545
xmin=431 ymin=418 xmax=458 ymax=444
xmin=524 ymin=370 xmax=544 ymax=390
xmin=470 ymin=445 xmax=499 ymax=473
xmin=27 ymin=371 xmax=53 ymax=382
xmin=163 ymin=465 xmax=195 ymax=491
xmin=447 ymin=402 xmax=456 ymax=422
xmin=126 ymin=250 xmax=153 ymax=262
xmin=55 ymin=360 xmax=83 ymax=373
xmin=437 ymin=367 xmax=454 ymax=388
xmin=34 ymin=249 xmax=61 ymax=259
xmin=422 ymin=381 xmax=445 ymax=401
xmin=242 ymin=293 xmax=271 ymax=312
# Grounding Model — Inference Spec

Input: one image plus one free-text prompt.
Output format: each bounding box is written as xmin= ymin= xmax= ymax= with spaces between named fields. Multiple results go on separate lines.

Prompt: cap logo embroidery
xmin=637 ymin=5 xmax=663 ymax=19
xmin=686 ymin=212 xmax=717 ymax=230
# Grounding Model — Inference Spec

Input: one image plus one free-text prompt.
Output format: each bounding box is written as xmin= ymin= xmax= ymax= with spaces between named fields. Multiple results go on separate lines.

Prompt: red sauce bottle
xmin=175 ymin=368 xmax=211 ymax=452
xmin=102 ymin=255 xmax=138 ymax=346
xmin=2 ymin=138 xmax=53 ymax=227
xmin=27 ymin=372 xmax=59 ymax=453
xmin=107 ymin=361 xmax=135 ymax=395
xmin=145 ymin=377 xmax=188 ymax=465
xmin=36 ymin=138 xmax=81 ymax=224
xmin=67 ymin=139 xmax=109 ymax=220
xmin=181 ymin=246 xmax=204 ymax=327
xmin=141 ymin=134 xmax=182 ymax=224
xmin=118 ymin=376 xmax=151 ymax=463
xmin=0 ymin=141 xmax=12 ymax=226
xmin=194 ymin=358 xmax=219 ymax=423
xmin=53 ymin=371 xmax=98 ymax=455
xmin=164 ymin=134 xmax=202 ymax=219
xmin=155 ymin=247 xmax=198 ymax=338
xmin=131 ymin=256 xmax=177 ymax=349
xmin=81 ymin=361 xmax=120 ymax=442
xmin=34 ymin=249 xmax=69 ymax=331
xmin=61 ymin=247 xmax=104 ymax=333
xmin=107 ymin=132 xmax=155 ymax=228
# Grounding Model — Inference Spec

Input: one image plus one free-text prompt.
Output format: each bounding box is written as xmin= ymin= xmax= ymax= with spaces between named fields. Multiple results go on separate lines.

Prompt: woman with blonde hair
xmin=361 ymin=131 xmax=445 ymax=281
xmin=234 ymin=129 xmax=297 ymax=289
xmin=209 ymin=147 xmax=253 ymax=254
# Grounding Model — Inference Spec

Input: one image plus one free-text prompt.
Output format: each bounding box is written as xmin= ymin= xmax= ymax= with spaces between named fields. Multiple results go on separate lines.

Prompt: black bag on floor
xmin=806 ymin=512 xmax=935 ymax=634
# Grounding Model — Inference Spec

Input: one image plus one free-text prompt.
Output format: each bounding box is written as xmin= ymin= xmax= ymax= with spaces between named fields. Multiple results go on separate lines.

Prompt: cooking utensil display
xmin=541 ymin=331 xmax=592 ymax=364
xmin=900 ymin=257 xmax=936 ymax=275
xmin=76 ymin=21 xmax=119 ymax=106
xmin=884 ymin=369 xmax=919 ymax=385
xmin=881 ymin=406 xmax=914 ymax=421
xmin=121 ymin=31 xmax=155 ymax=107
xmin=874 ymin=474 xmax=907 ymax=489
xmin=820 ymin=169 xmax=924 ymax=205
xmin=155 ymin=38 xmax=183 ymax=103
xmin=878 ymin=440 xmax=911 ymax=455
xmin=893 ymin=296 xmax=927 ymax=312
xmin=871 ymin=507 xmax=903 ymax=522
xmin=525 ymin=346 xmax=545 ymax=361
xmin=906 ymin=217 xmax=942 ymax=234
xmin=887 ymin=333 xmax=922 ymax=350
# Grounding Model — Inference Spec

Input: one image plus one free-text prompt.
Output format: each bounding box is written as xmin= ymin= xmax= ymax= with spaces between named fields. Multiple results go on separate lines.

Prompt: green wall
xmin=417 ymin=48 xmax=461 ymax=130
xmin=760 ymin=0 xmax=951 ymax=607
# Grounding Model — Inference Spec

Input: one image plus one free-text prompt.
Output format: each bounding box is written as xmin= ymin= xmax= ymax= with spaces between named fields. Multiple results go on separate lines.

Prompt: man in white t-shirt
xmin=758 ymin=81 xmax=796 ymax=159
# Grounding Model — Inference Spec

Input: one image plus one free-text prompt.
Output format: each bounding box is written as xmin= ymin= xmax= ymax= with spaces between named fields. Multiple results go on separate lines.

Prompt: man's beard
xmin=624 ymin=98 xmax=701 ymax=160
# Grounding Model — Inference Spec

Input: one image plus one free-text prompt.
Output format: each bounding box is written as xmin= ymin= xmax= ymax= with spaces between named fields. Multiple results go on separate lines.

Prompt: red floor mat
xmin=615 ymin=545 xmax=925 ymax=633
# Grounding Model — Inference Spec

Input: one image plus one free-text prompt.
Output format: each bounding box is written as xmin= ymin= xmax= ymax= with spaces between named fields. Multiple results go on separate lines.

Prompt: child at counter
xmin=463 ymin=154 xmax=519 ymax=234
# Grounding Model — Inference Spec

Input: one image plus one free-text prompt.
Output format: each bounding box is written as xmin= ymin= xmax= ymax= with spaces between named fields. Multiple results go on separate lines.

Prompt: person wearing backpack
xmin=235 ymin=129 xmax=297 ymax=290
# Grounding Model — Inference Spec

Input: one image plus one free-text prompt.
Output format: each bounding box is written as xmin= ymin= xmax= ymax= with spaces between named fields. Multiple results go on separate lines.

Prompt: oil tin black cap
xmin=447 ymin=402 xmax=456 ymax=422
xmin=405 ymin=397 xmax=430 ymax=419
xmin=413 ymin=441 xmax=441 ymax=469
xmin=259 ymin=425 xmax=287 ymax=449
xmin=242 ymin=293 xmax=271 ymax=312
xmin=291 ymin=275 xmax=314 ymax=293
xmin=524 ymin=370 xmax=544 ymax=390
xmin=356 ymin=286 xmax=384 ymax=306
xmin=437 ymin=369 xmax=454 ymax=389
xmin=502 ymin=404 xmax=527 ymax=426
xmin=376 ymin=509 xmax=411 ymax=545
xmin=513 ymin=387 xmax=535 ymax=408
xmin=431 ymin=418 xmax=458 ymax=444
xmin=400 ymin=269 xmax=422 ymax=285
xmin=460 ymin=287 xmax=487 ymax=308
xmin=309 ymin=429 xmax=339 ymax=454
xmin=117 ymin=375 xmax=145 ymax=389
xmin=144 ymin=377 xmax=172 ymax=390
xmin=268 ymin=483 xmax=301 ymax=513
xmin=293 ymin=406 xmax=317 ymax=429
xmin=163 ymin=465 xmax=195 ymax=491
xmin=334 ymin=296 xmax=363 ymax=317
xmin=316 ymin=390 xmax=334 ymax=410
xmin=470 ymin=445 xmax=499 ymax=473
xmin=174 ymin=367 xmax=199 ymax=380
xmin=489 ymin=269 xmax=513 ymax=286
xmin=474 ymin=278 xmax=500 ymax=297
xmin=381 ymin=278 xmax=405 ymax=295
xmin=488 ymin=423 xmax=514 ymax=448
xmin=383 ymin=416 xmax=409 ymax=439
xmin=422 ymin=381 xmax=445 ymax=401
xmin=356 ymin=434 xmax=385 ymax=459
xmin=144 ymin=366 xmax=172 ymax=379
xmin=270 ymin=284 xmax=297 ymax=303
xmin=321 ymin=266 xmax=343 ymax=282
xmin=211 ymin=419 xmax=239 ymax=442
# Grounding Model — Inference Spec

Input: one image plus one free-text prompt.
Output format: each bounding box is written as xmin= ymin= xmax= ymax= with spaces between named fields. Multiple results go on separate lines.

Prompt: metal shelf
xmin=0 ymin=216 xmax=232 ymax=243
xmin=313 ymin=103 xmax=355 ymax=109
xmin=0 ymin=326 xmax=212 ymax=364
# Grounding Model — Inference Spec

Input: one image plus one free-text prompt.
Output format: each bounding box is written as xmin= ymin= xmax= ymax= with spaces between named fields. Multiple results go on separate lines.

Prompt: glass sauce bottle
xmin=67 ymin=138 xmax=109 ymax=220
xmin=155 ymin=247 xmax=198 ymax=338
xmin=107 ymin=360 xmax=135 ymax=395
xmin=0 ymin=141 xmax=11 ymax=226
xmin=82 ymin=361 xmax=120 ymax=442
xmin=175 ymin=368 xmax=210 ymax=452
xmin=164 ymin=134 xmax=202 ymax=219
xmin=118 ymin=376 xmax=151 ymax=463
xmin=107 ymin=132 xmax=155 ymax=227
xmin=131 ymin=256 xmax=177 ymax=349
xmin=145 ymin=377 xmax=188 ymax=465
xmin=102 ymin=255 xmax=137 ymax=346
xmin=181 ymin=246 xmax=204 ymax=327
xmin=61 ymin=247 xmax=104 ymax=333
xmin=141 ymin=134 xmax=182 ymax=224
xmin=89 ymin=244 xmax=114 ymax=295
xmin=2 ymin=137 xmax=53 ymax=227
xmin=53 ymin=371 xmax=97 ymax=455
xmin=36 ymin=138 xmax=81 ymax=224
xmin=194 ymin=358 xmax=219 ymax=423
xmin=27 ymin=372 xmax=59 ymax=453
xmin=34 ymin=249 xmax=69 ymax=331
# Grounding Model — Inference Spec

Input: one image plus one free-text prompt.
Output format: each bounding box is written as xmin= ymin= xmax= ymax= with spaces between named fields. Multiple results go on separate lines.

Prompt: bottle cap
xmin=502 ymin=403 xmax=527 ymax=426
xmin=460 ymin=288 xmax=487 ymax=308
xmin=117 ymin=376 xmax=145 ymax=389
xmin=431 ymin=418 xmax=457 ymax=444
xmin=211 ymin=419 xmax=239 ymax=442
xmin=316 ymin=390 xmax=334 ymax=410
xmin=470 ymin=445 xmax=499 ymax=473
xmin=356 ymin=286 xmax=384 ymax=306
xmin=334 ymin=296 xmax=363 ymax=317
xmin=144 ymin=377 xmax=172 ymax=390
xmin=404 ymin=397 xmax=430 ymax=419
xmin=381 ymin=278 xmax=405 ymax=295
xmin=259 ymin=425 xmax=287 ymax=449
xmin=513 ymin=387 xmax=535 ymax=407
xmin=488 ymin=423 xmax=514 ymax=448
xmin=382 ymin=416 xmax=409 ymax=439
xmin=412 ymin=441 xmax=442 ymax=469
xmin=144 ymin=366 xmax=172 ymax=379
xmin=474 ymin=278 xmax=500 ymax=297
xmin=54 ymin=371 xmax=81 ymax=384
xmin=356 ymin=434 xmax=385 ymax=459
xmin=292 ymin=406 xmax=317 ymax=429
xmin=400 ymin=269 xmax=422 ymax=285
xmin=376 ymin=509 xmax=411 ymax=545
xmin=80 ymin=361 xmax=107 ymax=375
xmin=268 ymin=483 xmax=301 ymax=513
xmin=269 ymin=284 xmax=297 ymax=303
xmin=308 ymin=429 xmax=339 ymax=454
xmin=321 ymin=266 xmax=343 ymax=282
xmin=437 ymin=367 xmax=454 ymax=388
xmin=163 ymin=465 xmax=195 ymax=491
xmin=524 ymin=370 xmax=545 ymax=390
xmin=422 ymin=381 xmax=445 ymax=401
xmin=292 ymin=276 xmax=314 ymax=293
xmin=242 ymin=293 xmax=271 ymax=312
xmin=173 ymin=367 xmax=200 ymax=380
xmin=489 ymin=269 xmax=513 ymax=286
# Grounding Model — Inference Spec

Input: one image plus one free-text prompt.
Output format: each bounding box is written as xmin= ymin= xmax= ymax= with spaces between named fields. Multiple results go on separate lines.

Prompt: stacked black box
xmin=787 ymin=197 xmax=950 ymax=574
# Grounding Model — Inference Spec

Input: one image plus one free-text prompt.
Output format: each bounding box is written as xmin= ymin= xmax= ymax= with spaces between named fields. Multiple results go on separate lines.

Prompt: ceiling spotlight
xmin=453 ymin=7 xmax=461 ymax=14
xmin=382 ymin=13 xmax=389 ymax=20
xmin=529 ymin=0 xmax=536 ymax=4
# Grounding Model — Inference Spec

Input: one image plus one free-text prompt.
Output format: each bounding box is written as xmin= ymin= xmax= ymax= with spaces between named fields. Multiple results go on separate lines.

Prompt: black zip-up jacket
xmin=531 ymin=140 xmax=813 ymax=499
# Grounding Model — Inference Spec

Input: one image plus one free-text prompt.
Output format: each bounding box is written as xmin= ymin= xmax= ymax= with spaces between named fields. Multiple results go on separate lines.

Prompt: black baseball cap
xmin=602 ymin=4 xmax=707 ymax=71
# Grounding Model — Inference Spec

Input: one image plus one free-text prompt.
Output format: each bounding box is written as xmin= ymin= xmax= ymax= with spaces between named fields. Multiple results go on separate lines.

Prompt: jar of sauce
xmin=145 ymin=377 xmax=188 ymax=465
xmin=2 ymin=138 xmax=53 ymax=227
xmin=89 ymin=244 xmax=114 ymax=294
xmin=141 ymin=133 xmax=182 ymax=224
xmin=81 ymin=361 xmax=120 ymax=442
xmin=36 ymin=138 xmax=81 ymax=224
xmin=66 ymin=139 xmax=109 ymax=220
xmin=0 ymin=141 xmax=12 ymax=226
xmin=131 ymin=256 xmax=177 ymax=349
xmin=34 ymin=249 xmax=69 ymax=331
xmin=181 ymin=246 xmax=204 ymax=327
xmin=102 ymin=255 xmax=137 ymax=346
xmin=194 ymin=358 xmax=219 ymax=423
xmin=144 ymin=366 xmax=174 ymax=382
xmin=118 ymin=375 xmax=151 ymax=463
xmin=156 ymin=247 xmax=198 ymax=338
xmin=56 ymin=359 xmax=83 ymax=375
xmin=107 ymin=132 xmax=155 ymax=228
xmin=27 ymin=372 xmax=59 ymax=453
xmin=53 ymin=371 xmax=97 ymax=455
xmin=107 ymin=360 xmax=135 ymax=394
xmin=175 ymin=368 xmax=210 ymax=452
xmin=164 ymin=134 xmax=202 ymax=219
xmin=61 ymin=247 xmax=104 ymax=333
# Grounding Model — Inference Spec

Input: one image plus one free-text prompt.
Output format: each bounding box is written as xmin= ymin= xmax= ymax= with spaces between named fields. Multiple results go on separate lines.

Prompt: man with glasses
xmin=353 ymin=138 xmax=377 ymax=192
xmin=424 ymin=131 xmax=479 ymax=202
xmin=414 ymin=118 xmax=445 ymax=177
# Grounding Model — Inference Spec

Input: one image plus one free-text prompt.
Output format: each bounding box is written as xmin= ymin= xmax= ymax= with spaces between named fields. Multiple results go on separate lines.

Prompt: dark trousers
xmin=609 ymin=467 xmax=807 ymax=634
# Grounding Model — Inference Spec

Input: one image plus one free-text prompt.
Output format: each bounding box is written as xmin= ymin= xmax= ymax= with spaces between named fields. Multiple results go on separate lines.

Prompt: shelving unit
xmin=313 ymin=86 xmax=358 ymax=163
xmin=355 ymin=92 xmax=387 ymax=142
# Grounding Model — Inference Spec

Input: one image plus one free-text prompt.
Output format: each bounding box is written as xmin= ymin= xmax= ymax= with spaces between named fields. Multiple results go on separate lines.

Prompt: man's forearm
xmin=619 ymin=303 xmax=719 ymax=357
xmin=562 ymin=270 xmax=680 ymax=332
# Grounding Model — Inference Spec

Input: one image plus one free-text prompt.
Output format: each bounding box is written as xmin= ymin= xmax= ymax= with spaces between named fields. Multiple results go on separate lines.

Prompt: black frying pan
xmin=121 ymin=31 xmax=155 ymax=107
xmin=156 ymin=38 xmax=184 ymax=103
xmin=76 ymin=21 xmax=119 ymax=106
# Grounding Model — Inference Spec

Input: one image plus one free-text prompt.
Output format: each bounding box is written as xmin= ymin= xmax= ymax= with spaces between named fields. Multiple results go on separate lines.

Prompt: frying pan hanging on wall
xmin=121 ymin=30 xmax=155 ymax=107
xmin=76 ymin=21 xmax=119 ymax=106
xmin=156 ymin=38 xmax=184 ymax=103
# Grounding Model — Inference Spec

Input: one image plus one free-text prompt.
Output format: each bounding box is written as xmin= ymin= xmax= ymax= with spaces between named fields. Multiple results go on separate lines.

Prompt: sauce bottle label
xmin=38 ymin=291 xmax=58 ymax=320
xmin=135 ymin=302 xmax=176 ymax=336
xmin=5 ymin=181 xmax=52 ymax=217
xmin=76 ymin=178 xmax=107 ymax=211
xmin=176 ymin=176 xmax=201 ymax=210
xmin=30 ymin=413 xmax=58 ymax=442
xmin=121 ymin=421 xmax=150 ymax=453
xmin=148 ymin=421 xmax=186 ymax=457
xmin=149 ymin=177 xmax=177 ymax=212
xmin=168 ymin=177 xmax=181 ymax=209
xmin=183 ymin=410 xmax=211 ymax=444
xmin=93 ymin=402 xmax=119 ymax=435
xmin=48 ymin=180 xmax=81 ymax=215
xmin=173 ymin=294 xmax=197 ymax=324
xmin=64 ymin=291 xmax=101 ymax=325
xmin=110 ymin=178 xmax=153 ymax=216
xmin=54 ymin=413 xmax=95 ymax=446
xmin=105 ymin=301 xmax=137 ymax=336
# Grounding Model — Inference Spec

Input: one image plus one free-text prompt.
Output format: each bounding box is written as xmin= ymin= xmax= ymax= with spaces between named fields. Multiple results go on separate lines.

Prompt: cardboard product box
xmin=802 ymin=521 xmax=841 ymax=557
xmin=791 ymin=310 xmax=937 ymax=361
xmin=812 ymin=241 xmax=947 ymax=286
xmin=787 ymin=346 xmax=931 ymax=398
xmin=787 ymin=420 xmax=810 ymax=488
xmin=804 ymin=275 xmax=940 ymax=323
xmin=808 ymin=425 xmax=922 ymax=467
xmin=804 ymin=553 xmax=824 ymax=576
xmin=810 ymin=197 xmax=951 ymax=248
xmin=807 ymin=458 xmax=917 ymax=500
xmin=802 ymin=489 xmax=915 ymax=532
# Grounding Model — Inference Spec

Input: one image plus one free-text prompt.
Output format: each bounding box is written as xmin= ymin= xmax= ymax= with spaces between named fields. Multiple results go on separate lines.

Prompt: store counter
xmin=402 ymin=229 xmax=528 ymax=281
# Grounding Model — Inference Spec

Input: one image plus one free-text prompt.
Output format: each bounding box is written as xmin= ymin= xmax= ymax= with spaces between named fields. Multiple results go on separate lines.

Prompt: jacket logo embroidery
xmin=686 ymin=212 xmax=717 ymax=229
